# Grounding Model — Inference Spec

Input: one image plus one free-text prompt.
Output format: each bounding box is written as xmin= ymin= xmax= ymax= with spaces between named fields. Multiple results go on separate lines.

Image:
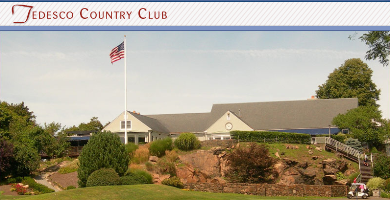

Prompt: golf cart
xmin=347 ymin=183 xmax=369 ymax=199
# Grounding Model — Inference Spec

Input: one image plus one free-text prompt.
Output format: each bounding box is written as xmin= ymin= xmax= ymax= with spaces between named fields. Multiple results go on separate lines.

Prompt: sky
xmin=0 ymin=31 xmax=389 ymax=128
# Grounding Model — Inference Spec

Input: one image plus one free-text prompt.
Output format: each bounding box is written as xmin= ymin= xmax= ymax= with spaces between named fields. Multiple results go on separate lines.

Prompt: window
xmin=227 ymin=113 xmax=230 ymax=120
xmin=120 ymin=121 xmax=131 ymax=130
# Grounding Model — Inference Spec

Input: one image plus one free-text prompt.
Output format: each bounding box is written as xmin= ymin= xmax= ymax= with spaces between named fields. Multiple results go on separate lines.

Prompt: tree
xmin=78 ymin=131 xmax=129 ymax=187
xmin=0 ymin=139 xmax=14 ymax=178
xmin=332 ymin=106 xmax=387 ymax=147
xmin=227 ymin=143 xmax=276 ymax=183
xmin=63 ymin=117 xmax=103 ymax=135
xmin=359 ymin=31 xmax=390 ymax=67
xmin=44 ymin=122 xmax=62 ymax=136
xmin=316 ymin=58 xmax=380 ymax=107
xmin=373 ymin=153 xmax=390 ymax=180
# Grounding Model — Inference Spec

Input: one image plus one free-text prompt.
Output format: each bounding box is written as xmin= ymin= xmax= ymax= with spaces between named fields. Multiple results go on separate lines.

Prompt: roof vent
xmin=239 ymin=109 xmax=241 ymax=117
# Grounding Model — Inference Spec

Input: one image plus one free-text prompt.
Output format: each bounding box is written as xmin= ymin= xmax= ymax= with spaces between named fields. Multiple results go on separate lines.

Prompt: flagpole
xmin=124 ymin=35 xmax=128 ymax=144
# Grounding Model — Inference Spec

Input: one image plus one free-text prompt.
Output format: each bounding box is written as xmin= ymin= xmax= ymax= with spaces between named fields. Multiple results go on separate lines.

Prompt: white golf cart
xmin=347 ymin=183 xmax=369 ymax=199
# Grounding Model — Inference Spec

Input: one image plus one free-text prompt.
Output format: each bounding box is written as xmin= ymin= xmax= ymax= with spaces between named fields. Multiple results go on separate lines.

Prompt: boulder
xmin=334 ymin=179 xmax=349 ymax=185
xmin=273 ymin=161 xmax=285 ymax=175
xmin=298 ymin=161 xmax=308 ymax=169
xmin=153 ymin=174 xmax=170 ymax=184
xmin=283 ymin=158 xmax=298 ymax=166
xmin=323 ymin=175 xmax=337 ymax=185
xmin=323 ymin=165 xmax=338 ymax=175
xmin=149 ymin=156 xmax=158 ymax=163
xmin=275 ymin=151 xmax=280 ymax=158
xmin=178 ymin=150 xmax=220 ymax=177
xmin=299 ymin=167 xmax=317 ymax=178
xmin=210 ymin=147 xmax=223 ymax=155
xmin=278 ymin=175 xmax=296 ymax=185
xmin=322 ymin=158 xmax=348 ymax=172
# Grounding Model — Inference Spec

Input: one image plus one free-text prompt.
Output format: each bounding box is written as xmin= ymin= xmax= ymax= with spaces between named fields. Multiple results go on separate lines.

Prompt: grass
xmin=4 ymin=184 xmax=331 ymax=200
xmin=267 ymin=143 xmax=338 ymax=160
xmin=58 ymin=159 xmax=79 ymax=174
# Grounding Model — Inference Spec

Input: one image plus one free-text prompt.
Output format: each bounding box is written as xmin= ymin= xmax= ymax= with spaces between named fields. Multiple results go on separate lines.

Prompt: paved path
xmin=34 ymin=172 xmax=62 ymax=192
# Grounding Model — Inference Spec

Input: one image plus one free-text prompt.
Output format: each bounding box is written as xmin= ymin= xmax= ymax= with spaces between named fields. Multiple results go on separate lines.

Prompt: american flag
xmin=109 ymin=42 xmax=124 ymax=64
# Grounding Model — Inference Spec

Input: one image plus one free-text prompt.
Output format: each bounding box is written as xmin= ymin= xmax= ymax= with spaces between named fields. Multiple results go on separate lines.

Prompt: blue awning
xmin=69 ymin=136 xmax=90 ymax=141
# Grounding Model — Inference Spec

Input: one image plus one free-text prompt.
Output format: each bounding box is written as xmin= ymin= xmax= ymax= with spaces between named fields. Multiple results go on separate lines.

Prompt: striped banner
xmin=1 ymin=2 xmax=390 ymax=29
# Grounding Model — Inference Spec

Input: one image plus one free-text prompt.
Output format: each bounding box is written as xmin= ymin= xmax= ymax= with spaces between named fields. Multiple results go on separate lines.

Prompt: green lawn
xmin=1 ymin=185 xmax=331 ymax=200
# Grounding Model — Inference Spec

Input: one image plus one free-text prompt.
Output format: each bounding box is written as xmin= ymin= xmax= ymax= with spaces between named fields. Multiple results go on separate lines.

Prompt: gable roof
xmin=145 ymin=113 xmax=210 ymax=133
xmin=128 ymin=112 xmax=170 ymax=133
xmin=109 ymin=98 xmax=358 ymax=134
xmin=208 ymin=98 xmax=358 ymax=130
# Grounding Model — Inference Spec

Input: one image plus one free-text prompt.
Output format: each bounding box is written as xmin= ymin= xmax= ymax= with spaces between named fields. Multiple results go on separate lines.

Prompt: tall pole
xmin=124 ymin=35 xmax=128 ymax=144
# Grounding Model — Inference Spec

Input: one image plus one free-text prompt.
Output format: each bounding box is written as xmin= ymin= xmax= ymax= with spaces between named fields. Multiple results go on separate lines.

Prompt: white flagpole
xmin=124 ymin=35 xmax=128 ymax=144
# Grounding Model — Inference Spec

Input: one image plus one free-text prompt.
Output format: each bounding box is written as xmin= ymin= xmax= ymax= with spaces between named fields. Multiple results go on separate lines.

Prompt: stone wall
xmin=200 ymin=139 xmax=237 ymax=148
xmin=184 ymin=183 xmax=347 ymax=197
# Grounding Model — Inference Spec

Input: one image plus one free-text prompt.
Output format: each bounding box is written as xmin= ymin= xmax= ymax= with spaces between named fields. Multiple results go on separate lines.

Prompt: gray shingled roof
xmin=129 ymin=98 xmax=358 ymax=133
xmin=145 ymin=113 xmax=210 ymax=133
xmin=128 ymin=112 xmax=170 ymax=133
xmin=208 ymin=98 xmax=358 ymax=130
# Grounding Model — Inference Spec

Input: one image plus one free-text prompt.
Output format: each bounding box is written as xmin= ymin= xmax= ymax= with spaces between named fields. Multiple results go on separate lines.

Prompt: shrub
xmin=125 ymin=143 xmax=139 ymax=158
xmin=78 ymin=132 xmax=129 ymax=187
xmin=13 ymin=143 xmax=40 ymax=176
xmin=373 ymin=153 xmax=390 ymax=179
xmin=174 ymin=133 xmax=201 ymax=151
xmin=149 ymin=138 xmax=173 ymax=157
xmin=384 ymin=178 xmax=390 ymax=192
xmin=381 ymin=191 xmax=390 ymax=198
xmin=336 ymin=172 xmax=347 ymax=180
xmin=145 ymin=162 xmax=154 ymax=171
xmin=58 ymin=159 xmax=79 ymax=174
xmin=86 ymin=168 xmax=120 ymax=187
xmin=231 ymin=131 xmax=311 ymax=144
xmin=128 ymin=169 xmax=153 ymax=184
xmin=157 ymin=157 xmax=176 ymax=176
xmin=66 ymin=185 xmax=76 ymax=190
xmin=120 ymin=173 xmax=148 ymax=185
xmin=332 ymin=133 xmax=348 ymax=143
xmin=22 ymin=177 xmax=54 ymax=194
xmin=345 ymin=138 xmax=363 ymax=152
xmin=227 ymin=143 xmax=276 ymax=183
xmin=131 ymin=145 xmax=149 ymax=164
xmin=161 ymin=176 xmax=184 ymax=189
xmin=367 ymin=177 xmax=385 ymax=190
xmin=11 ymin=183 xmax=27 ymax=195
xmin=6 ymin=177 xmax=24 ymax=184
xmin=371 ymin=147 xmax=380 ymax=153
xmin=165 ymin=150 xmax=178 ymax=162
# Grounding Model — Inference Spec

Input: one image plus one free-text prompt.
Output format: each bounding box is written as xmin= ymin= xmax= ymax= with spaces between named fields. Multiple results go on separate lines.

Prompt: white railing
xmin=324 ymin=137 xmax=362 ymax=159
xmin=314 ymin=137 xmax=362 ymax=160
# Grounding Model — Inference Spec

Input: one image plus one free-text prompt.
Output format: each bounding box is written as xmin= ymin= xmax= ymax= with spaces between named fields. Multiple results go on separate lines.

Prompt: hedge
xmin=230 ymin=131 xmax=311 ymax=144
xmin=86 ymin=168 xmax=120 ymax=187
xmin=21 ymin=177 xmax=55 ymax=194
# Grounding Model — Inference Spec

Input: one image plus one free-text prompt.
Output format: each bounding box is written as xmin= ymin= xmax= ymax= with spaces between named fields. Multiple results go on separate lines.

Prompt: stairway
xmin=359 ymin=159 xmax=374 ymax=184
xmin=314 ymin=137 xmax=374 ymax=183
xmin=323 ymin=137 xmax=361 ymax=162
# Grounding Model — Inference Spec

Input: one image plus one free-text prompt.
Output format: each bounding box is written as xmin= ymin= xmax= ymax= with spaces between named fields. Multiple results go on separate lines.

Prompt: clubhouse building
xmin=102 ymin=98 xmax=358 ymax=144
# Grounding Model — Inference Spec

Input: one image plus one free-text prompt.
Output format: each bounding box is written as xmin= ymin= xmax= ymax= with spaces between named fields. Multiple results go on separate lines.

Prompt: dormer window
xmin=120 ymin=121 xmax=131 ymax=130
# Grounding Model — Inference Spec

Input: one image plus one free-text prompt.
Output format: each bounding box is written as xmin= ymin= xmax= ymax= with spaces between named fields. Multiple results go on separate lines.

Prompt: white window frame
xmin=120 ymin=120 xmax=132 ymax=130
